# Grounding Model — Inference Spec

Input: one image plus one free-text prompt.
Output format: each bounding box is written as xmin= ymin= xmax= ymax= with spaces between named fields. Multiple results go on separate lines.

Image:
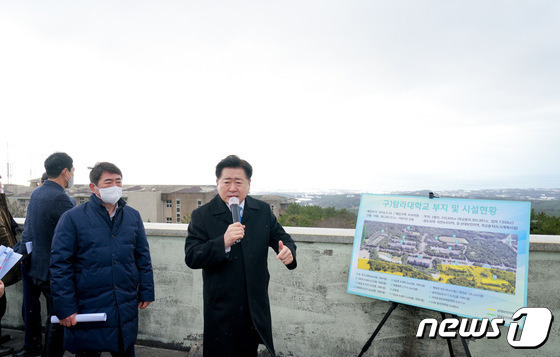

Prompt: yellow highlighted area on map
xmin=357 ymin=258 xmax=516 ymax=295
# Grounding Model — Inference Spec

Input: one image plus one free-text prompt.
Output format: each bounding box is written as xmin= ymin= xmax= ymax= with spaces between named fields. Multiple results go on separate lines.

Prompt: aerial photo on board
xmin=357 ymin=221 xmax=518 ymax=295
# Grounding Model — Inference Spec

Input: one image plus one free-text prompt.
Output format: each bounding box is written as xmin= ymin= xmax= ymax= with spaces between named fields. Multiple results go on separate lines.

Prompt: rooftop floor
xmin=0 ymin=328 xmax=189 ymax=357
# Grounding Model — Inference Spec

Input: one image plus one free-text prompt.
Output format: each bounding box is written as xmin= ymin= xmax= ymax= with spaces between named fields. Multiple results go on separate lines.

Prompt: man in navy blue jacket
xmin=17 ymin=152 xmax=75 ymax=357
xmin=51 ymin=162 xmax=154 ymax=357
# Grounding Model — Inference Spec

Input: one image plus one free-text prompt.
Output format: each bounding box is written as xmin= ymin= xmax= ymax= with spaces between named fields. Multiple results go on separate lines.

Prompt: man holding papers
xmin=51 ymin=162 xmax=154 ymax=357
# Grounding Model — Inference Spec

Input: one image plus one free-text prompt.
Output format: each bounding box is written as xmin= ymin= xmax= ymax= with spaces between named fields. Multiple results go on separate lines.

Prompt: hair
xmin=44 ymin=152 xmax=73 ymax=178
xmin=89 ymin=162 xmax=123 ymax=185
xmin=215 ymin=155 xmax=253 ymax=180
xmin=40 ymin=172 xmax=49 ymax=183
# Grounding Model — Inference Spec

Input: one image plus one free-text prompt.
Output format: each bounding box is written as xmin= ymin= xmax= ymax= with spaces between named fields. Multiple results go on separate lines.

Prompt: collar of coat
xmin=208 ymin=194 xmax=259 ymax=223
xmin=42 ymin=179 xmax=67 ymax=192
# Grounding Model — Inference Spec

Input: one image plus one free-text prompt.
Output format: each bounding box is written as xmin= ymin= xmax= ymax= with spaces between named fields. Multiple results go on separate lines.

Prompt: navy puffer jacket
xmin=51 ymin=194 xmax=154 ymax=353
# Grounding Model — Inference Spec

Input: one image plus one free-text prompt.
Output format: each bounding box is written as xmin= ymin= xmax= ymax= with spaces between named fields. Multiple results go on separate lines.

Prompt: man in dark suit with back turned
xmin=184 ymin=155 xmax=297 ymax=357
xmin=17 ymin=152 xmax=75 ymax=357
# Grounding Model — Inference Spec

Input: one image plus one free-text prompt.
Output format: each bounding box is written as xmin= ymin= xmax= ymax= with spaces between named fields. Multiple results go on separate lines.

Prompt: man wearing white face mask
xmin=50 ymin=162 xmax=154 ymax=357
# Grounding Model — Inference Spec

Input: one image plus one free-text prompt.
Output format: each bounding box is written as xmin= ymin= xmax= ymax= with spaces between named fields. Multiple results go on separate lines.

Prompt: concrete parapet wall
xmin=4 ymin=224 xmax=560 ymax=356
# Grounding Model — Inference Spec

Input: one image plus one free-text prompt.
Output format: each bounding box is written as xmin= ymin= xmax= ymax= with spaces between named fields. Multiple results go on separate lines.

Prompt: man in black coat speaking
xmin=185 ymin=155 xmax=297 ymax=357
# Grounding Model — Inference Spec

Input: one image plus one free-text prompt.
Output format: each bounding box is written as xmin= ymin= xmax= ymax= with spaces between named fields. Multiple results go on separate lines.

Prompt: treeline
xmin=531 ymin=200 xmax=560 ymax=217
xmin=531 ymin=209 xmax=560 ymax=235
xmin=278 ymin=203 xmax=357 ymax=228
xmin=464 ymin=239 xmax=517 ymax=268
xmin=278 ymin=204 xmax=560 ymax=234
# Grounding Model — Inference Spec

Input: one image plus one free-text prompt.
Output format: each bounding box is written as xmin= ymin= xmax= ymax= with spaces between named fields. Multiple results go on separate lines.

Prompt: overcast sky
xmin=1 ymin=1 xmax=559 ymax=193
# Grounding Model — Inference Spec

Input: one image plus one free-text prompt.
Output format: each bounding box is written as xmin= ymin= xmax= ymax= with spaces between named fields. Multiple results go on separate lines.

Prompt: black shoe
xmin=11 ymin=346 xmax=42 ymax=357
xmin=0 ymin=336 xmax=10 ymax=345
xmin=0 ymin=346 xmax=13 ymax=357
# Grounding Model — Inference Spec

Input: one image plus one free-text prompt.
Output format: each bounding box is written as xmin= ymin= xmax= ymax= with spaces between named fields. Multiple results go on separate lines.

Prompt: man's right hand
xmin=224 ymin=222 xmax=245 ymax=248
xmin=59 ymin=313 xmax=78 ymax=327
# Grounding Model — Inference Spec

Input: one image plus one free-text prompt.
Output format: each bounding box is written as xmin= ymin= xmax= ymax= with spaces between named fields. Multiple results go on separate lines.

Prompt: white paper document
xmin=0 ymin=245 xmax=22 ymax=280
xmin=51 ymin=313 xmax=108 ymax=324
xmin=26 ymin=241 xmax=33 ymax=254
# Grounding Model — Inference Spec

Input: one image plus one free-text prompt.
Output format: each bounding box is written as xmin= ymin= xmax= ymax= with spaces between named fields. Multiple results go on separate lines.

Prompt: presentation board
xmin=347 ymin=194 xmax=531 ymax=324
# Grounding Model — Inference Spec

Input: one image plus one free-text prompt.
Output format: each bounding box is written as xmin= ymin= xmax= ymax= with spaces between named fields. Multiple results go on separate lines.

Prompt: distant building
xmin=125 ymin=185 xmax=217 ymax=223
xmin=407 ymin=257 xmax=432 ymax=268
xmin=432 ymin=247 xmax=462 ymax=257
xmin=252 ymin=194 xmax=293 ymax=218
xmin=6 ymin=183 xmax=292 ymax=223
xmin=403 ymin=245 xmax=415 ymax=252
xmin=3 ymin=184 xmax=36 ymax=213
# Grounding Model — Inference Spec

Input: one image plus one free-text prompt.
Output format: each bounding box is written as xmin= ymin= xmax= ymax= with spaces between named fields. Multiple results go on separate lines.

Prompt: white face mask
xmin=65 ymin=171 xmax=74 ymax=189
xmin=97 ymin=186 xmax=122 ymax=205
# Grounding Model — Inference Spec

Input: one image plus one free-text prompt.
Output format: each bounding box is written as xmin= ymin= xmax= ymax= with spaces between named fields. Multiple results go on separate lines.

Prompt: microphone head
xmin=229 ymin=197 xmax=240 ymax=205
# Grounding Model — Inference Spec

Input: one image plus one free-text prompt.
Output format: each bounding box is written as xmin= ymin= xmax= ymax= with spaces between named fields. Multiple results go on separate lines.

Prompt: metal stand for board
xmin=357 ymin=305 xmax=473 ymax=356
xmin=440 ymin=312 xmax=472 ymax=357
xmin=357 ymin=302 xmax=399 ymax=357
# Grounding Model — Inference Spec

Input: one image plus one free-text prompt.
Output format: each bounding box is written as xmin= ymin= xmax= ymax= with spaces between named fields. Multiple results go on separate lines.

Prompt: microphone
xmin=229 ymin=197 xmax=240 ymax=223
xmin=229 ymin=197 xmax=241 ymax=244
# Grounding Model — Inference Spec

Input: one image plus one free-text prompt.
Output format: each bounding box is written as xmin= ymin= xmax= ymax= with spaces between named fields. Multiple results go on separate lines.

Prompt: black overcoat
xmin=185 ymin=195 xmax=297 ymax=357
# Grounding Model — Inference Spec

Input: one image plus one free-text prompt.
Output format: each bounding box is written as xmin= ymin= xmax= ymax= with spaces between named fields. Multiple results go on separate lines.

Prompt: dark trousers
xmin=203 ymin=308 xmax=261 ymax=357
xmin=33 ymin=278 xmax=65 ymax=357
xmin=21 ymin=261 xmax=43 ymax=349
